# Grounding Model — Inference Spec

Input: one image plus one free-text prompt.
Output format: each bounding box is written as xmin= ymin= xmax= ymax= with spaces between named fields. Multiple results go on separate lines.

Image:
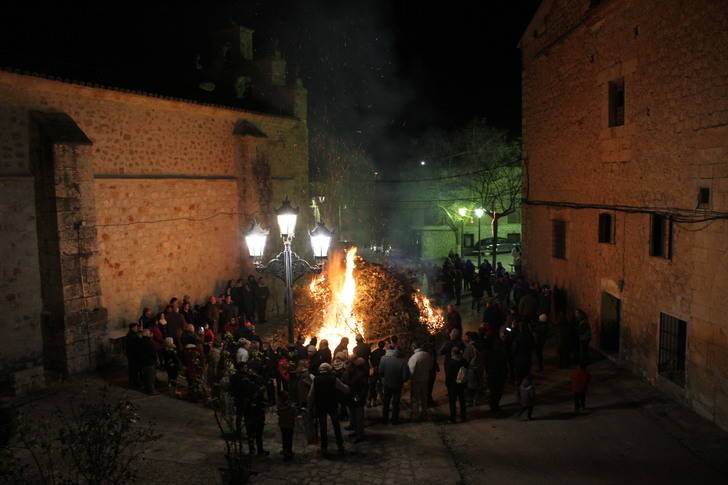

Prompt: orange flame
xmin=413 ymin=290 xmax=445 ymax=335
xmin=316 ymin=247 xmax=362 ymax=353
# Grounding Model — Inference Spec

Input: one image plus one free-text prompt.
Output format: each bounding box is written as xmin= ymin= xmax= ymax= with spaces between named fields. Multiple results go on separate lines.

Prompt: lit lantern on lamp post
xmin=243 ymin=198 xmax=333 ymax=343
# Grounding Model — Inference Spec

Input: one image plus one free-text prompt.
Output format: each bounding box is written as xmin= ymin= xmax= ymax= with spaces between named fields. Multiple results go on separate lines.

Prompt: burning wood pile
xmin=293 ymin=247 xmax=444 ymax=348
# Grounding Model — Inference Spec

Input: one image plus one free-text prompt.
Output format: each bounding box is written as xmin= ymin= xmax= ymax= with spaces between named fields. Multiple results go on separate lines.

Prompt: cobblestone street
xmin=12 ymin=300 xmax=727 ymax=485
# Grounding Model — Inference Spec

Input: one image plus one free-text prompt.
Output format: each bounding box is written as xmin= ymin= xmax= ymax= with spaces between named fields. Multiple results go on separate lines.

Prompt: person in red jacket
xmin=570 ymin=363 xmax=591 ymax=413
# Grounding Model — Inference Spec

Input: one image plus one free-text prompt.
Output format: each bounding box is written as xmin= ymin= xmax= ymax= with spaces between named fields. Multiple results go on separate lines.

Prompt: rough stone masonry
xmin=0 ymin=68 xmax=310 ymax=394
xmin=520 ymin=0 xmax=728 ymax=431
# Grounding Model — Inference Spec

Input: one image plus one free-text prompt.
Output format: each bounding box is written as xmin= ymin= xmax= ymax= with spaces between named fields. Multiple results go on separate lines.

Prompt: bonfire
xmin=293 ymin=247 xmax=444 ymax=350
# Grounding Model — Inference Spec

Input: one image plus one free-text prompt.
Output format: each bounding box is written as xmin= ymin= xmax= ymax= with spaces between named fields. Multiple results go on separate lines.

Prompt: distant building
xmin=520 ymin=0 xmax=728 ymax=430
xmin=0 ymin=26 xmax=310 ymax=394
xmin=389 ymin=175 xmax=521 ymax=264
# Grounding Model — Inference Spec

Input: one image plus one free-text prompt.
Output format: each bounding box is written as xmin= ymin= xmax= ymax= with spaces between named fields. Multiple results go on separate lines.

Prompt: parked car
xmin=469 ymin=237 xmax=520 ymax=254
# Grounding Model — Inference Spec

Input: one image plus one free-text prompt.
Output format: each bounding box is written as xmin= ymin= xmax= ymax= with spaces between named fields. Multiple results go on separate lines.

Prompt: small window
xmin=598 ymin=213 xmax=614 ymax=243
xmin=650 ymin=214 xmax=672 ymax=259
xmin=609 ymin=79 xmax=625 ymax=127
xmin=552 ymin=220 xmax=566 ymax=259
xmin=698 ymin=187 xmax=710 ymax=208
xmin=658 ymin=313 xmax=687 ymax=387
xmin=463 ymin=234 xmax=474 ymax=248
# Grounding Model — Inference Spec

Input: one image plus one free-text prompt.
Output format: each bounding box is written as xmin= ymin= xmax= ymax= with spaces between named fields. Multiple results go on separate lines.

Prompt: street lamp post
xmin=474 ymin=208 xmax=484 ymax=266
xmin=458 ymin=207 xmax=468 ymax=258
xmin=244 ymin=199 xmax=333 ymax=343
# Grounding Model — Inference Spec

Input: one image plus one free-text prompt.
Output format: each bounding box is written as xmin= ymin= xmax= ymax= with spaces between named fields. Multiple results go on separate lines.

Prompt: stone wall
xmin=0 ymin=70 xmax=309 ymax=392
xmin=95 ymin=178 xmax=240 ymax=330
xmin=521 ymin=0 xmax=728 ymax=430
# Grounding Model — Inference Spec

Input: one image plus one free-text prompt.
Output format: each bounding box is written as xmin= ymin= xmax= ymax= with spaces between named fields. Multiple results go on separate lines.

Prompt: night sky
xmin=0 ymin=0 xmax=540 ymax=167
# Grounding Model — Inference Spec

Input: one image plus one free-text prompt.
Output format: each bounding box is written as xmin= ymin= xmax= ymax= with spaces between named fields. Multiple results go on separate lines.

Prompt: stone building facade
xmin=520 ymin=0 xmax=728 ymax=430
xmin=0 ymin=67 xmax=309 ymax=394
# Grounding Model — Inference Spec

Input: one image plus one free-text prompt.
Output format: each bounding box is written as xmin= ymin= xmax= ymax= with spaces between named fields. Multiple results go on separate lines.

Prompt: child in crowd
xmin=276 ymin=390 xmax=296 ymax=461
xmin=518 ymin=374 xmax=536 ymax=420
xmin=570 ymin=363 xmax=591 ymax=413
xmin=161 ymin=337 xmax=182 ymax=396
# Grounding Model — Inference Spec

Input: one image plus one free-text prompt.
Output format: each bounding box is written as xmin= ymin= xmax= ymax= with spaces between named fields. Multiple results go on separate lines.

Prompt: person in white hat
xmin=161 ymin=337 xmax=181 ymax=395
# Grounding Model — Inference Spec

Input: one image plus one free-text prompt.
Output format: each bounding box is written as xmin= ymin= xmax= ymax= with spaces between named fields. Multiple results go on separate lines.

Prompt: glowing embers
xmin=413 ymin=290 xmax=445 ymax=335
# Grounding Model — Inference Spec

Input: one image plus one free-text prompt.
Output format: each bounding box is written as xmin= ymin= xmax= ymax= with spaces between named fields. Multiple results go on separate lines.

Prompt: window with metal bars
xmin=552 ymin=220 xmax=566 ymax=259
xmin=658 ymin=313 xmax=687 ymax=387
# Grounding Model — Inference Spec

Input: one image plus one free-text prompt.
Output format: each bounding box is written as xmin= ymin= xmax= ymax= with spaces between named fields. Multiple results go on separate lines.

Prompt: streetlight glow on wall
xmin=244 ymin=198 xmax=333 ymax=343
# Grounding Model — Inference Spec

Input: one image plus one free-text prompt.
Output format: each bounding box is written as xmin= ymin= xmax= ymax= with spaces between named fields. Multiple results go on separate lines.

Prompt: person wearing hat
xmin=308 ymin=362 xmax=349 ymax=456
xmin=161 ymin=337 xmax=182 ymax=395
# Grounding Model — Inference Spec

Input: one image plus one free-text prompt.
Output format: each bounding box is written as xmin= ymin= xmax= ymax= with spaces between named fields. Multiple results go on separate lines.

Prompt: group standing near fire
xmin=125 ymin=252 xmax=593 ymax=461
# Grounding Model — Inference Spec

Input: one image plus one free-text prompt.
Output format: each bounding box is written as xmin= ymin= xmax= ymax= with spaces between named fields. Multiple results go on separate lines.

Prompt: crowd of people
xmin=124 ymin=254 xmax=595 ymax=461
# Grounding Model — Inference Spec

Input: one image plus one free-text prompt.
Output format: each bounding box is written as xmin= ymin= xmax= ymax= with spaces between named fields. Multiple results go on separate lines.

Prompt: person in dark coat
xmin=164 ymin=304 xmax=186 ymax=349
xmin=219 ymin=295 xmax=239 ymax=330
xmin=368 ymin=340 xmax=386 ymax=407
xmin=138 ymin=307 xmax=154 ymax=329
xmin=139 ymin=329 xmax=158 ymax=395
xmin=345 ymin=347 xmax=370 ymax=441
xmin=244 ymin=367 xmax=269 ymax=456
xmin=231 ymin=279 xmax=244 ymax=315
xmin=353 ymin=334 xmax=371 ymax=361
xmin=533 ymin=313 xmax=549 ymax=372
xmin=179 ymin=302 xmax=195 ymax=326
xmin=241 ymin=283 xmax=256 ymax=324
xmin=537 ymin=285 xmax=552 ymax=319
xmin=445 ymin=305 xmax=462 ymax=336
xmin=511 ymin=320 xmax=534 ymax=385
xmin=161 ymin=337 xmax=182 ymax=394
xmin=310 ymin=340 xmax=332 ymax=375
xmin=256 ymin=278 xmax=270 ymax=323
xmin=426 ymin=341 xmax=440 ymax=407
xmin=486 ymin=327 xmax=509 ymax=412
xmin=230 ymin=363 xmax=269 ymax=455
xmin=203 ymin=296 xmax=221 ymax=332
xmin=334 ymin=337 xmax=350 ymax=358
xmin=440 ymin=328 xmax=465 ymax=369
xmin=276 ymin=390 xmax=296 ymax=460
xmin=125 ymin=323 xmax=142 ymax=389
xmin=471 ymin=275 xmax=484 ymax=313
xmin=378 ymin=347 xmax=410 ymax=425
xmin=482 ymin=300 xmax=504 ymax=333
xmin=517 ymin=284 xmax=539 ymax=323
xmin=445 ymin=347 xmax=468 ymax=423
xmin=453 ymin=268 xmax=463 ymax=305
xmin=479 ymin=261 xmax=493 ymax=297
xmin=308 ymin=362 xmax=349 ymax=455
xmin=557 ymin=312 xmax=573 ymax=368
